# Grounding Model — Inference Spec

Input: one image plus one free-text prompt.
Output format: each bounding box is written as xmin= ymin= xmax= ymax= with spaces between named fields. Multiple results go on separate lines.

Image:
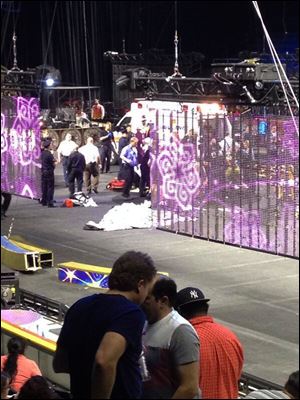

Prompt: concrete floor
xmin=1 ymin=165 xmax=299 ymax=386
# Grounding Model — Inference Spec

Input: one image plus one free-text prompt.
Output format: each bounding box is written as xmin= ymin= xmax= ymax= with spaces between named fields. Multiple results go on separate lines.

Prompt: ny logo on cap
xmin=190 ymin=290 xmax=198 ymax=299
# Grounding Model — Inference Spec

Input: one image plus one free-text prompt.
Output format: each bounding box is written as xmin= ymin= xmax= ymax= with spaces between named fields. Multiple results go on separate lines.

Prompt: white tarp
xmin=85 ymin=201 xmax=153 ymax=231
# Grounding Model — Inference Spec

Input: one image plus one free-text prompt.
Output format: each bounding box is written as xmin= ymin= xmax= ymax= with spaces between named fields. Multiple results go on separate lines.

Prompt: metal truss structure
xmin=1 ymin=67 xmax=37 ymax=95
xmin=105 ymin=49 xmax=299 ymax=109
xmin=132 ymin=73 xmax=299 ymax=108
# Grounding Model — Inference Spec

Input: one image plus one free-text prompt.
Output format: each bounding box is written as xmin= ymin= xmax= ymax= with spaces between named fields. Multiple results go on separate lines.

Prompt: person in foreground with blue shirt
xmin=53 ymin=251 xmax=157 ymax=399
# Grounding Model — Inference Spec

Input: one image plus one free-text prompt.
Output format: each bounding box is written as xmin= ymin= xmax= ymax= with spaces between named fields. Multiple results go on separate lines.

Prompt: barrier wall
xmin=151 ymin=111 xmax=299 ymax=258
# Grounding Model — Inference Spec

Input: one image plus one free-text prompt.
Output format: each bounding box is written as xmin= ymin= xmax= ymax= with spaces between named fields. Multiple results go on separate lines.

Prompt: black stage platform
xmin=1 ymin=165 xmax=298 ymax=385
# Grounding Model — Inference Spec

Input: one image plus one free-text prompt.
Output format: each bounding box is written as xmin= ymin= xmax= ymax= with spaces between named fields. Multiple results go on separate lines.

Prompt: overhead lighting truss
xmin=131 ymin=71 xmax=299 ymax=107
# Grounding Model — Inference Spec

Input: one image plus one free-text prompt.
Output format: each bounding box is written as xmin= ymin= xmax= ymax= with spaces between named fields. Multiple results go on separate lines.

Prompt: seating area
xmin=1 ymin=290 xmax=287 ymax=398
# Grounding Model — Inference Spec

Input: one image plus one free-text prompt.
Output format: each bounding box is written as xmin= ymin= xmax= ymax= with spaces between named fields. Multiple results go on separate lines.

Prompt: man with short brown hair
xmin=53 ymin=251 xmax=157 ymax=399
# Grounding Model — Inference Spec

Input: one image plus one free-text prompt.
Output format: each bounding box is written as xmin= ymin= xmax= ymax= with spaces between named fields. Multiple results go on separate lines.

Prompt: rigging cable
xmin=253 ymin=1 xmax=298 ymax=107
xmin=252 ymin=1 xmax=299 ymax=137
xmin=38 ymin=1 xmax=58 ymax=97
xmin=82 ymin=1 xmax=91 ymax=107
xmin=171 ymin=0 xmax=183 ymax=78
xmin=2 ymin=1 xmax=20 ymax=68
xmin=154 ymin=3 xmax=175 ymax=48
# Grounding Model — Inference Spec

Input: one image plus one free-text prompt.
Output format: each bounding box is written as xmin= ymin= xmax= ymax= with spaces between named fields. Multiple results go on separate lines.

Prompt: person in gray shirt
xmin=141 ymin=277 xmax=200 ymax=399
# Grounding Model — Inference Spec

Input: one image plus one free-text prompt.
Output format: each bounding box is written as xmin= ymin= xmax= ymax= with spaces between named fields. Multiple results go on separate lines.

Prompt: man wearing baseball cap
xmin=176 ymin=287 xmax=244 ymax=399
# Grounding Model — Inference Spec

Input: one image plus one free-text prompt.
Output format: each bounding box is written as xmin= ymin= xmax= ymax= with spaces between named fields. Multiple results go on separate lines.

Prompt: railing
xmin=239 ymin=372 xmax=284 ymax=397
xmin=19 ymin=288 xmax=68 ymax=322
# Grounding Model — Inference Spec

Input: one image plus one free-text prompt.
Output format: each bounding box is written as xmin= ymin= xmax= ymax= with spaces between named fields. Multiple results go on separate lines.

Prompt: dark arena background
xmin=151 ymin=109 xmax=299 ymax=258
xmin=1 ymin=96 xmax=42 ymax=199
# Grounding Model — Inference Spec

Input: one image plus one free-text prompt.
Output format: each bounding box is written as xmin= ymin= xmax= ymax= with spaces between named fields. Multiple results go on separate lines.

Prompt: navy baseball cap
xmin=176 ymin=287 xmax=210 ymax=309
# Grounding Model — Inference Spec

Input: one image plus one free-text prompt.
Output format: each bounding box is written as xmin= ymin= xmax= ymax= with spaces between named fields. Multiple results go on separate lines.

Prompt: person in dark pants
xmin=57 ymin=133 xmax=77 ymax=187
xmin=139 ymin=138 xmax=151 ymax=197
xmin=118 ymin=127 xmax=130 ymax=155
xmin=120 ymin=137 xmax=139 ymax=198
xmin=99 ymin=123 xmax=114 ymax=173
xmin=1 ymin=192 xmax=12 ymax=218
xmin=240 ymin=139 xmax=255 ymax=189
xmin=67 ymin=146 xmax=86 ymax=197
xmin=117 ymin=127 xmax=129 ymax=180
xmin=41 ymin=139 xmax=56 ymax=207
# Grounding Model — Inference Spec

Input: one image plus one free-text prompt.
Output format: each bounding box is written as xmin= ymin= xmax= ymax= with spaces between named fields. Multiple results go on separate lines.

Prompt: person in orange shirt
xmin=1 ymin=337 xmax=42 ymax=393
xmin=91 ymin=99 xmax=105 ymax=121
xmin=176 ymin=287 xmax=244 ymax=399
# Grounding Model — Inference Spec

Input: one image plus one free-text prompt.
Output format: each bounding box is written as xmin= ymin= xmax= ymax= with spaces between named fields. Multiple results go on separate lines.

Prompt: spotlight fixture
xmin=45 ymin=77 xmax=55 ymax=87
xmin=255 ymin=81 xmax=264 ymax=90
xmin=44 ymin=69 xmax=61 ymax=87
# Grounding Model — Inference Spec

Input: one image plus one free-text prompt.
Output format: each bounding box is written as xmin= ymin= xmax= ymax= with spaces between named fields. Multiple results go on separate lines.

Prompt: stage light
xmin=197 ymin=103 xmax=224 ymax=115
xmin=44 ymin=69 xmax=61 ymax=87
xmin=45 ymin=77 xmax=54 ymax=87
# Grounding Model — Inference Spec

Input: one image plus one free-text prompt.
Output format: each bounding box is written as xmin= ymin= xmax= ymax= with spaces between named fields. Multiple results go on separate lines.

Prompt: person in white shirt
xmin=76 ymin=110 xmax=91 ymax=127
xmin=57 ymin=133 xmax=77 ymax=186
xmin=79 ymin=137 xmax=100 ymax=194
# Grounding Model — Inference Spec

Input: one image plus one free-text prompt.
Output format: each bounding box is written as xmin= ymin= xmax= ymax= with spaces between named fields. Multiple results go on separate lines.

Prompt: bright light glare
xmin=198 ymin=103 xmax=223 ymax=115
xmin=46 ymin=78 xmax=54 ymax=87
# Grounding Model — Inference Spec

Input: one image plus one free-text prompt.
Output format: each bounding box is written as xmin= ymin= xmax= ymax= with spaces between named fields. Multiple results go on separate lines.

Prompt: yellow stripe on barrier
xmin=10 ymin=239 xmax=50 ymax=254
xmin=57 ymin=261 xmax=112 ymax=274
xmin=1 ymin=320 xmax=56 ymax=353
xmin=58 ymin=261 xmax=169 ymax=277
xmin=158 ymin=271 xmax=169 ymax=276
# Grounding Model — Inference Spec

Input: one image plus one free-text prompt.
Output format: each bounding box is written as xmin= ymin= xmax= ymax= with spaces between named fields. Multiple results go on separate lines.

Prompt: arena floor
xmin=1 ymin=165 xmax=299 ymax=386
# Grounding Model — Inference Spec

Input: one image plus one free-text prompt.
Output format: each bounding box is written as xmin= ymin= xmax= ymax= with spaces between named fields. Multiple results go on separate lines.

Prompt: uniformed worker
xmin=67 ymin=145 xmax=86 ymax=197
xmin=41 ymin=138 xmax=56 ymax=207
xmin=99 ymin=122 xmax=114 ymax=174
xmin=120 ymin=137 xmax=139 ymax=198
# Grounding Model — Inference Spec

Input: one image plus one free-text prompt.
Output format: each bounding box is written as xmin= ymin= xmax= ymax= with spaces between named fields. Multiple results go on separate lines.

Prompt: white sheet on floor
xmin=86 ymin=200 xmax=153 ymax=231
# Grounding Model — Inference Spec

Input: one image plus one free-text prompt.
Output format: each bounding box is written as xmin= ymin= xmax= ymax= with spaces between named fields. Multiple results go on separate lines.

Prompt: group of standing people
xmin=2 ymin=254 xmax=298 ymax=399
xmin=40 ymin=129 xmax=107 ymax=204
xmin=52 ymin=250 xmax=246 ymax=399
xmin=196 ymin=130 xmax=256 ymax=191
xmin=118 ymin=126 xmax=151 ymax=199
xmin=40 ymin=121 xmax=152 ymax=205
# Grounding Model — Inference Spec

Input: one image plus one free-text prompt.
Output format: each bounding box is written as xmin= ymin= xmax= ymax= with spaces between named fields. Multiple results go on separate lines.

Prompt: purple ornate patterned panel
xmin=151 ymin=110 xmax=299 ymax=258
xmin=1 ymin=96 xmax=42 ymax=199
